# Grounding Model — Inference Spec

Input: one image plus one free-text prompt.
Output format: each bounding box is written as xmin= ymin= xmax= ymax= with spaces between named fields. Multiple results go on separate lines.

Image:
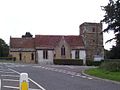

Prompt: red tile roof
xmin=35 ymin=35 xmax=61 ymax=48
xmin=64 ymin=36 xmax=84 ymax=48
xmin=10 ymin=35 xmax=84 ymax=49
xmin=35 ymin=35 xmax=84 ymax=49
xmin=10 ymin=37 xmax=35 ymax=48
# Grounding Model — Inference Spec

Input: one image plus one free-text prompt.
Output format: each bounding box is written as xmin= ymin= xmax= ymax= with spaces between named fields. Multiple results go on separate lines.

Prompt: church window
xmin=19 ymin=53 xmax=22 ymax=61
xmin=61 ymin=45 xmax=65 ymax=56
xmin=75 ymin=50 xmax=79 ymax=59
xmin=43 ymin=50 xmax=48 ymax=59
xmin=92 ymin=27 xmax=95 ymax=32
xmin=31 ymin=53 xmax=34 ymax=60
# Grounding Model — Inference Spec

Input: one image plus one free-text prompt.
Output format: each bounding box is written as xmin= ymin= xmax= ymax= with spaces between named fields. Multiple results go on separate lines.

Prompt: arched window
xmin=75 ymin=50 xmax=79 ymax=59
xmin=61 ymin=45 xmax=65 ymax=56
xmin=19 ymin=53 xmax=22 ymax=61
xmin=92 ymin=27 xmax=95 ymax=32
xmin=43 ymin=50 xmax=48 ymax=59
xmin=31 ymin=53 xmax=34 ymax=60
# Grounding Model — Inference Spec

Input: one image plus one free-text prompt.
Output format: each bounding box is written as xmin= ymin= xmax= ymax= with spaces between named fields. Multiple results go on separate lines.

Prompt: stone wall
xmin=9 ymin=51 xmax=35 ymax=63
xmin=80 ymin=22 xmax=104 ymax=60
xmin=55 ymin=37 xmax=71 ymax=59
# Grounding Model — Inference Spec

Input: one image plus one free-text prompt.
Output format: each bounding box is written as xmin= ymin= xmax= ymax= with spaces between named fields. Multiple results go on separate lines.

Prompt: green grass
xmin=85 ymin=68 xmax=120 ymax=82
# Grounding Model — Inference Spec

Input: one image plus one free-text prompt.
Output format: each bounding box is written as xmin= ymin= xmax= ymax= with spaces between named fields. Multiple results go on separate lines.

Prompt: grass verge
xmin=85 ymin=68 xmax=120 ymax=82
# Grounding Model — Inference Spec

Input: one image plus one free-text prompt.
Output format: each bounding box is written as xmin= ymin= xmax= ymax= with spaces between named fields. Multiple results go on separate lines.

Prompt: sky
xmin=0 ymin=0 xmax=115 ymax=50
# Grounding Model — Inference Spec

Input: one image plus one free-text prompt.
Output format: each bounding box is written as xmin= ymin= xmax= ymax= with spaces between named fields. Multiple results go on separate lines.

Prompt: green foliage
xmin=104 ymin=49 xmax=111 ymax=59
xmin=85 ymin=68 xmax=120 ymax=82
xmin=0 ymin=38 xmax=9 ymax=57
xmin=102 ymin=0 xmax=120 ymax=59
xmin=86 ymin=60 xmax=93 ymax=66
xmin=109 ymin=46 xmax=120 ymax=59
xmin=53 ymin=59 xmax=83 ymax=65
xmin=86 ymin=60 xmax=103 ymax=66
xmin=0 ymin=57 xmax=13 ymax=60
xmin=102 ymin=0 xmax=120 ymax=34
xmin=100 ymin=60 xmax=120 ymax=72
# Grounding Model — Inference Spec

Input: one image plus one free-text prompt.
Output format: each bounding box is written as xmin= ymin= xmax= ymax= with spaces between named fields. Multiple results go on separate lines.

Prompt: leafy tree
xmin=102 ymin=0 xmax=120 ymax=59
xmin=0 ymin=38 xmax=9 ymax=57
xmin=104 ymin=49 xmax=110 ymax=59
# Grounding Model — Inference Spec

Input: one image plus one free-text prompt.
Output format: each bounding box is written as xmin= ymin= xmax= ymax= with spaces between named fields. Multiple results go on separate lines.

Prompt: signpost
xmin=20 ymin=73 xmax=29 ymax=90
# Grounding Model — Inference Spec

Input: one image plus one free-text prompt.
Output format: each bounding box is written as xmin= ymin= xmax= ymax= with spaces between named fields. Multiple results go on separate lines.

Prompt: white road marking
xmin=1 ymin=75 xmax=19 ymax=77
xmin=88 ymin=77 xmax=93 ymax=79
xmin=4 ymin=71 xmax=15 ymax=73
xmin=76 ymin=74 xmax=81 ymax=77
xmin=29 ymin=89 xmax=42 ymax=90
xmin=41 ymin=67 xmax=45 ymax=69
xmin=53 ymin=69 xmax=58 ymax=72
xmin=66 ymin=71 xmax=73 ymax=75
xmin=32 ymin=66 xmax=42 ymax=68
xmin=9 ymin=68 xmax=46 ymax=90
xmin=62 ymin=70 xmax=67 ymax=73
xmin=58 ymin=69 xmax=64 ymax=73
xmin=29 ymin=78 xmax=46 ymax=90
xmin=0 ymin=79 xmax=1 ymax=90
xmin=70 ymin=72 xmax=76 ymax=76
xmin=9 ymin=68 xmax=20 ymax=74
xmin=4 ymin=85 xmax=42 ymax=90
xmin=81 ymin=76 xmax=87 ymax=78
xmin=3 ymin=86 xmax=19 ymax=89
xmin=45 ymin=67 xmax=49 ymax=70
xmin=3 ymin=79 xmax=19 ymax=82
xmin=33 ymin=66 xmax=93 ymax=80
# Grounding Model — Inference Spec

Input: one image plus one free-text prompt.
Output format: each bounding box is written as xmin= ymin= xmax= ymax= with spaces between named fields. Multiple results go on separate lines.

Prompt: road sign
xmin=20 ymin=73 xmax=29 ymax=90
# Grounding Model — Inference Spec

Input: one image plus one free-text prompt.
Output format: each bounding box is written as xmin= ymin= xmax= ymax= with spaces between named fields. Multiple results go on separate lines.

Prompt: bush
xmin=53 ymin=59 xmax=83 ymax=65
xmin=0 ymin=57 xmax=13 ymax=60
xmin=86 ymin=60 xmax=103 ymax=66
xmin=100 ymin=61 xmax=120 ymax=72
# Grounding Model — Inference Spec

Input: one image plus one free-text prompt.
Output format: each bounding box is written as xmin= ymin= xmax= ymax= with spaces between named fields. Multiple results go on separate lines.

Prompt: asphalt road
xmin=0 ymin=63 xmax=120 ymax=90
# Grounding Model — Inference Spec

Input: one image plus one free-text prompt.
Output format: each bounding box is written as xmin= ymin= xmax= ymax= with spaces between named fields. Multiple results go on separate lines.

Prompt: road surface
xmin=0 ymin=63 xmax=120 ymax=90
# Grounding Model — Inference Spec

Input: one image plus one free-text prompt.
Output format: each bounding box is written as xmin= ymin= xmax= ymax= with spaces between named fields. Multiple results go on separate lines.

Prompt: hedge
xmin=0 ymin=57 xmax=13 ymax=60
xmin=100 ymin=59 xmax=120 ymax=72
xmin=86 ymin=60 xmax=103 ymax=66
xmin=53 ymin=59 xmax=83 ymax=65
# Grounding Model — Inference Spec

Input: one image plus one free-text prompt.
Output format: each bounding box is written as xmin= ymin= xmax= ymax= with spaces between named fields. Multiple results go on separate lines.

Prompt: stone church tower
xmin=80 ymin=22 xmax=104 ymax=60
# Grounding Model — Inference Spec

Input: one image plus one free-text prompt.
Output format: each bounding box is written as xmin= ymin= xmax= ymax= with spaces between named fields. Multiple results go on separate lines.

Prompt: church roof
xmin=10 ymin=37 xmax=35 ymax=48
xmin=64 ymin=36 xmax=84 ymax=48
xmin=35 ymin=35 xmax=84 ymax=49
xmin=35 ymin=35 xmax=61 ymax=49
xmin=10 ymin=35 xmax=84 ymax=49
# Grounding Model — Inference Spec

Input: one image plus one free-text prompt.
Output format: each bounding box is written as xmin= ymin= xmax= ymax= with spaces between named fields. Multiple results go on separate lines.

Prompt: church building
xmin=9 ymin=22 xmax=104 ymax=64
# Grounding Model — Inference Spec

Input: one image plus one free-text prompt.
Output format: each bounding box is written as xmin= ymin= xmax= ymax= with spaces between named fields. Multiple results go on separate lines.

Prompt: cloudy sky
xmin=0 ymin=0 xmax=115 ymax=50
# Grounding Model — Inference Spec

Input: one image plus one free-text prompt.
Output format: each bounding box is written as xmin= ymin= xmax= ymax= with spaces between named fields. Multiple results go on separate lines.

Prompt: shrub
xmin=0 ymin=57 xmax=13 ymax=60
xmin=93 ymin=61 xmax=103 ymax=66
xmin=86 ymin=60 xmax=103 ymax=66
xmin=53 ymin=59 xmax=83 ymax=65
xmin=86 ymin=60 xmax=93 ymax=66
xmin=100 ymin=61 xmax=120 ymax=72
